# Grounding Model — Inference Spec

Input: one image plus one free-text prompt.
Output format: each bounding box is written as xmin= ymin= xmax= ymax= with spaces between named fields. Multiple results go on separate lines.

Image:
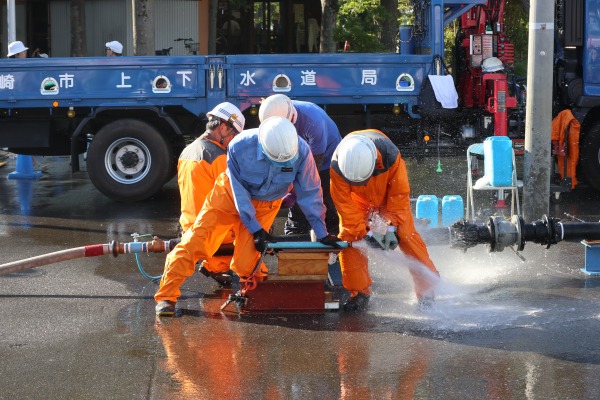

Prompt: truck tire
xmin=87 ymin=119 xmax=173 ymax=202
xmin=580 ymin=122 xmax=600 ymax=191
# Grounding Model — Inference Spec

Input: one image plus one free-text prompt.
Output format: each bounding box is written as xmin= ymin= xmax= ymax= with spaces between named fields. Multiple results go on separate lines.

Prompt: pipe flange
xmin=511 ymin=215 xmax=525 ymax=251
xmin=542 ymin=214 xmax=559 ymax=249
xmin=486 ymin=216 xmax=496 ymax=252
xmin=489 ymin=216 xmax=521 ymax=252
xmin=110 ymin=240 xmax=118 ymax=257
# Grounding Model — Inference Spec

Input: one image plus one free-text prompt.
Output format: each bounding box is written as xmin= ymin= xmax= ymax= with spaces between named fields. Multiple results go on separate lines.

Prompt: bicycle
xmin=175 ymin=38 xmax=199 ymax=55
xmin=155 ymin=47 xmax=172 ymax=56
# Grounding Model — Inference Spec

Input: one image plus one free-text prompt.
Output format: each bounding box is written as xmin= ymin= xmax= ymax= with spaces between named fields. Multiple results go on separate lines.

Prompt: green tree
xmin=335 ymin=0 xmax=386 ymax=52
xmin=334 ymin=0 xmax=529 ymax=68
xmin=397 ymin=0 xmax=413 ymax=25
xmin=504 ymin=0 xmax=529 ymax=76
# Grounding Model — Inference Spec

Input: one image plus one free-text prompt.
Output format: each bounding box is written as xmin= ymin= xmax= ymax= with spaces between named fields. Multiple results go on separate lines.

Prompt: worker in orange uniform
xmin=177 ymin=102 xmax=245 ymax=286
xmin=155 ymin=116 xmax=341 ymax=315
xmin=330 ymin=129 xmax=440 ymax=311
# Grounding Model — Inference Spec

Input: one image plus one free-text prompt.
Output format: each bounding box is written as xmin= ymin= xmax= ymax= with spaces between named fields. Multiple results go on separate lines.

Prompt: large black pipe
xmin=448 ymin=215 xmax=600 ymax=252
xmin=556 ymin=221 xmax=600 ymax=242
xmin=521 ymin=217 xmax=600 ymax=245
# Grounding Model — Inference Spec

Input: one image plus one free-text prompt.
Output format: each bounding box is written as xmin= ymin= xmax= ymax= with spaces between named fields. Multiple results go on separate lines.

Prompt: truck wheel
xmin=580 ymin=122 xmax=600 ymax=191
xmin=87 ymin=119 xmax=173 ymax=202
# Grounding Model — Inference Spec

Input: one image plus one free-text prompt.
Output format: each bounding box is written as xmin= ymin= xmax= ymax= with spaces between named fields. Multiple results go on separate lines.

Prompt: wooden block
xmin=277 ymin=251 xmax=329 ymax=275
xmin=278 ymin=252 xmax=331 ymax=260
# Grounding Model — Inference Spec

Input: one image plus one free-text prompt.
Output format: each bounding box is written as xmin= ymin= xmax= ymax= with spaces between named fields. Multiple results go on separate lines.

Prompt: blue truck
xmin=0 ymin=0 xmax=598 ymax=201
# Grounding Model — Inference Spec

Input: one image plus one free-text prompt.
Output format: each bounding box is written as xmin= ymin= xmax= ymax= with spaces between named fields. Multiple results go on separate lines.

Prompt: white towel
xmin=428 ymin=75 xmax=458 ymax=109
xmin=473 ymin=175 xmax=490 ymax=189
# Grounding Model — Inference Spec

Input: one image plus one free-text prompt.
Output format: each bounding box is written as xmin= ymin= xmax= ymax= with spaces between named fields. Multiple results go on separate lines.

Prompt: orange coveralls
xmin=551 ymin=109 xmax=580 ymax=189
xmin=156 ymin=172 xmax=283 ymax=303
xmin=330 ymin=129 xmax=439 ymax=299
xmin=177 ymin=134 xmax=234 ymax=274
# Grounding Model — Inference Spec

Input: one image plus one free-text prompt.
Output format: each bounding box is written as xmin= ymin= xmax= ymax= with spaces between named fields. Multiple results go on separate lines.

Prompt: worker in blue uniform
xmin=259 ymin=94 xmax=342 ymax=236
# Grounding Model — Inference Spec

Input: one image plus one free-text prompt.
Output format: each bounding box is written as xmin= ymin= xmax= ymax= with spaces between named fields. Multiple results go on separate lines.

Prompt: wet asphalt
xmin=1 ymin=153 xmax=600 ymax=399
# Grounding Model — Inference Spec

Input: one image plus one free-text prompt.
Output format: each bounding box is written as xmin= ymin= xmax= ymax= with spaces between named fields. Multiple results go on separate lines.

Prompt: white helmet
xmin=259 ymin=94 xmax=298 ymax=123
xmin=336 ymin=135 xmax=377 ymax=184
xmin=207 ymin=102 xmax=245 ymax=133
xmin=258 ymin=116 xmax=299 ymax=166
xmin=482 ymin=57 xmax=504 ymax=73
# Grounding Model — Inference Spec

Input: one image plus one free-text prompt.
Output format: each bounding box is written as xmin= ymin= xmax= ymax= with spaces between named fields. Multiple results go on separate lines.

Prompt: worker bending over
xmin=155 ymin=116 xmax=340 ymax=315
xmin=330 ymin=129 xmax=440 ymax=311
xmin=259 ymin=94 xmax=341 ymax=236
xmin=177 ymin=102 xmax=244 ymax=286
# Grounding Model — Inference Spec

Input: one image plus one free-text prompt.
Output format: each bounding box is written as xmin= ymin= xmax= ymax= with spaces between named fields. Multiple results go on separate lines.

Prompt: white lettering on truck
xmin=177 ymin=70 xmax=192 ymax=87
xmin=116 ymin=72 xmax=132 ymax=88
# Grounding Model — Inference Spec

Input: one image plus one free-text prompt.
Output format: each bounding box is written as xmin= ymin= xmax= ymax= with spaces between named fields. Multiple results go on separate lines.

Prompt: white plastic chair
xmin=465 ymin=142 xmax=520 ymax=221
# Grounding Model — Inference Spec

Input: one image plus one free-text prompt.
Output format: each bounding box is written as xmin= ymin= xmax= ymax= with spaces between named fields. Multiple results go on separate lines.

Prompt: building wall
xmin=49 ymin=0 xmax=200 ymax=57
xmin=50 ymin=0 xmax=128 ymax=57
xmin=154 ymin=0 xmax=201 ymax=56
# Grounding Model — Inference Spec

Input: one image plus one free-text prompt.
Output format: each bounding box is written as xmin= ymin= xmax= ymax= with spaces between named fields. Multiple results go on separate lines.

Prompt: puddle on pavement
xmin=361 ymin=241 xmax=592 ymax=333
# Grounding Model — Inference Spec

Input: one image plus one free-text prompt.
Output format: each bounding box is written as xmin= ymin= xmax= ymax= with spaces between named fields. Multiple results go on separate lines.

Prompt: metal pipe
xmin=448 ymin=215 xmax=600 ymax=252
xmin=0 ymin=236 xmax=345 ymax=276
xmin=556 ymin=221 xmax=600 ymax=242
xmin=1 ymin=237 xmax=185 ymax=276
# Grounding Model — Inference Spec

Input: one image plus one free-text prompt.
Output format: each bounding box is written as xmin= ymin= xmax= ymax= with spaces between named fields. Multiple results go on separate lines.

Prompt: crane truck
xmin=0 ymin=0 xmax=597 ymax=202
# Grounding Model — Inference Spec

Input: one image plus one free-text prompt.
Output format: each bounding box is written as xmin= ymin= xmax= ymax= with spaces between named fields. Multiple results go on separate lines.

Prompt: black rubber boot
xmin=155 ymin=300 xmax=176 ymax=316
xmin=342 ymin=293 xmax=370 ymax=312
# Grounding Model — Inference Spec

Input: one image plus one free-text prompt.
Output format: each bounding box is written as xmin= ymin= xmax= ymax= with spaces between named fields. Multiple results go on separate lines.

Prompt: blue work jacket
xmin=226 ymin=128 xmax=328 ymax=239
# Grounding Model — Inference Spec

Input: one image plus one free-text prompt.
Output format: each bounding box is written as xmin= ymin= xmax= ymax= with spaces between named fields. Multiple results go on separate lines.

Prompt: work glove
xmin=319 ymin=234 xmax=342 ymax=248
xmin=253 ymin=228 xmax=275 ymax=253
xmin=384 ymin=226 xmax=399 ymax=251
xmin=364 ymin=231 xmax=385 ymax=250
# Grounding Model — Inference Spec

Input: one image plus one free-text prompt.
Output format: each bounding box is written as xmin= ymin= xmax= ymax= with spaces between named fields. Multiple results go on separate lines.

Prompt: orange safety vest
xmin=177 ymin=135 xmax=227 ymax=232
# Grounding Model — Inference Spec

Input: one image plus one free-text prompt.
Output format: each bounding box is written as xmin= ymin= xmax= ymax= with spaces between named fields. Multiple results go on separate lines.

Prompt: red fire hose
xmin=0 ymin=238 xmax=175 ymax=276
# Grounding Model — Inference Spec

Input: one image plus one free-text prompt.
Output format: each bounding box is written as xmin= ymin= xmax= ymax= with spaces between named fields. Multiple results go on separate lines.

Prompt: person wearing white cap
xmin=175 ymin=102 xmax=245 ymax=287
xmin=105 ymin=40 xmax=123 ymax=56
xmin=7 ymin=41 xmax=28 ymax=58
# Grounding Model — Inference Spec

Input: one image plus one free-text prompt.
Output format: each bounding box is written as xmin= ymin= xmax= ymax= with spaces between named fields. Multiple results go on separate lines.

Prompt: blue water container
xmin=416 ymin=195 xmax=439 ymax=227
xmin=483 ymin=136 xmax=513 ymax=186
xmin=442 ymin=195 xmax=464 ymax=227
